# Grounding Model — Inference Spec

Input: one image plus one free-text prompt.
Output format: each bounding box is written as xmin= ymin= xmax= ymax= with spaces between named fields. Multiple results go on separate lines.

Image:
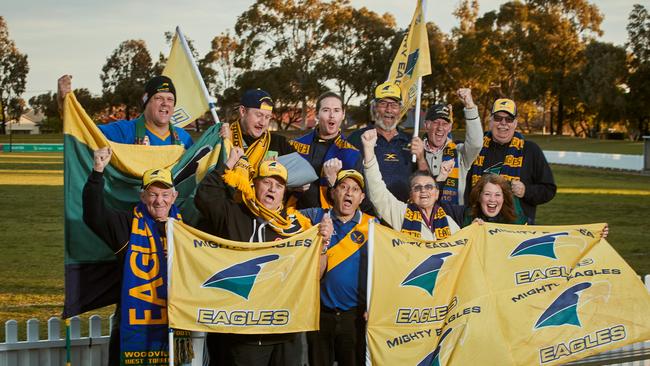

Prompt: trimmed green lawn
xmin=537 ymin=165 xmax=650 ymax=274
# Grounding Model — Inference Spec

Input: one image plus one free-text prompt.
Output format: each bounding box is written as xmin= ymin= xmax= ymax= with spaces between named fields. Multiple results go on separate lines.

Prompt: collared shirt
xmin=349 ymin=126 xmax=415 ymax=202
xmin=300 ymin=208 xmax=367 ymax=311
xmin=99 ymin=119 xmax=193 ymax=149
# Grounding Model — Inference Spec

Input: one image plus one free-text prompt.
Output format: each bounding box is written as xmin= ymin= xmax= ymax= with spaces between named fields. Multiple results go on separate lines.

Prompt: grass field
xmin=1 ymin=132 xmax=646 ymax=155
xmin=0 ymin=143 xmax=649 ymax=342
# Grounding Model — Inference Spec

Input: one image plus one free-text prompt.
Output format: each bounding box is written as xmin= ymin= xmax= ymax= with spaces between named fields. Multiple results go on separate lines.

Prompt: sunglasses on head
xmin=492 ymin=115 xmax=515 ymax=124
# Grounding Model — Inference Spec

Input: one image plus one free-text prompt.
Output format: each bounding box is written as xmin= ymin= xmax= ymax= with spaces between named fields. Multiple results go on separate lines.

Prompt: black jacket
xmin=463 ymin=138 xmax=556 ymax=223
xmin=195 ymin=165 xmax=298 ymax=344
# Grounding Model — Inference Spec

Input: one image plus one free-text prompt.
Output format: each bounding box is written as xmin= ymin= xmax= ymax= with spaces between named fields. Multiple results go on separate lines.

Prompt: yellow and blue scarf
xmin=289 ymin=130 xmax=360 ymax=209
xmin=120 ymin=202 xmax=181 ymax=365
xmin=230 ymin=121 xmax=270 ymax=175
xmin=438 ymin=140 xmax=460 ymax=204
xmin=223 ymin=160 xmax=312 ymax=237
xmin=401 ymin=203 xmax=451 ymax=240
xmin=470 ymin=131 xmax=525 ymax=187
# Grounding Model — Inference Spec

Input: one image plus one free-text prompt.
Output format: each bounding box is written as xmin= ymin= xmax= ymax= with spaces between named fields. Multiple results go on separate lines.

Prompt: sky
xmin=2 ymin=0 xmax=643 ymax=101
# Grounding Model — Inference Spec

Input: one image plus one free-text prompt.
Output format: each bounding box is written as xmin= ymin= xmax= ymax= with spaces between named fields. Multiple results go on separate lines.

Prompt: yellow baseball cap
xmin=335 ymin=169 xmax=365 ymax=190
xmin=142 ymin=168 xmax=174 ymax=188
xmin=491 ymin=98 xmax=517 ymax=117
xmin=254 ymin=160 xmax=288 ymax=183
xmin=374 ymin=81 xmax=402 ymax=101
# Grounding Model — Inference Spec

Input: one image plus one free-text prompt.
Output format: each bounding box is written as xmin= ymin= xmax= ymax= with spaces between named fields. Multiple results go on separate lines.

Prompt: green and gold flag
xmin=62 ymin=93 xmax=223 ymax=317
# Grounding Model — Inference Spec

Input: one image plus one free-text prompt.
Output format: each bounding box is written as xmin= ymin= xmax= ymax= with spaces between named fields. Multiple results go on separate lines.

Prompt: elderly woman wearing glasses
xmin=361 ymin=129 xmax=460 ymax=240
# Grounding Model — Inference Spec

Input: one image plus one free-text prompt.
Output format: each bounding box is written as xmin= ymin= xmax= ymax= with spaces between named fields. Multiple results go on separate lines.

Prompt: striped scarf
xmin=401 ymin=203 xmax=451 ymax=240
xmin=120 ymin=202 xmax=182 ymax=365
xmin=288 ymin=130 xmax=360 ymax=209
xmin=470 ymin=131 xmax=525 ymax=187
xmin=437 ymin=140 xmax=460 ymax=204
xmin=222 ymin=160 xmax=312 ymax=237
xmin=230 ymin=121 xmax=271 ymax=175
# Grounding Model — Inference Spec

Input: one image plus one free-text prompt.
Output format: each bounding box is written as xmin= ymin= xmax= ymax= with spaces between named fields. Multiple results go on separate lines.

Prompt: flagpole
xmin=168 ymin=327 xmax=175 ymax=366
xmin=175 ymin=26 xmax=221 ymax=125
xmin=412 ymin=0 xmax=427 ymax=163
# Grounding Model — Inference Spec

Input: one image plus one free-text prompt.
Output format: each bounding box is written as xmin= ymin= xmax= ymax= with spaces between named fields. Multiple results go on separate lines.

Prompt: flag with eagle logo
xmin=386 ymin=0 xmax=431 ymax=116
xmin=166 ymin=220 xmax=321 ymax=333
xmin=366 ymin=222 xmax=650 ymax=365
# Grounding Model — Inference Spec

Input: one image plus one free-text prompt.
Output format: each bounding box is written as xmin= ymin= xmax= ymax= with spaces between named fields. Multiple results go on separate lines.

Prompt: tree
xmin=572 ymin=41 xmax=627 ymax=136
xmin=626 ymin=4 xmax=650 ymax=137
xmin=100 ymin=39 xmax=153 ymax=118
xmin=525 ymin=0 xmax=603 ymax=135
xmin=204 ymin=31 xmax=242 ymax=122
xmin=0 ymin=17 xmax=29 ymax=134
xmin=235 ymin=0 xmax=344 ymax=129
xmin=318 ymin=5 xmax=397 ymax=108
xmin=627 ymin=4 xmax=650 ymax=66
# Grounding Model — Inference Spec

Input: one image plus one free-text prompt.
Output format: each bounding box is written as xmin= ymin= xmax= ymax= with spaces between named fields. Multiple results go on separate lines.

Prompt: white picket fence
xmin=3 ymin=276 xmax=650 ymax=366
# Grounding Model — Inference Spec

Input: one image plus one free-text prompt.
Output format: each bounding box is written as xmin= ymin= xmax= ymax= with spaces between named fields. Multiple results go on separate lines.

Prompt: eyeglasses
xmin=411 ymin=183 xmax=436 ymax=193
xmin=492 ymin=115 xmax=515 ymax=124
xmin=377 ymin=100 xmax=401 ymax=110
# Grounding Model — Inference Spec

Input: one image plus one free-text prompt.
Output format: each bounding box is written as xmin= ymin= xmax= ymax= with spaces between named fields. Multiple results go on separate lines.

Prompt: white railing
xmin=544 ymin=150 xmax=644 ymax=171
xmin=2 ymin=276 xmax=650 ymax=366
xmin=0 ymin=315 xmax=111 ymax=366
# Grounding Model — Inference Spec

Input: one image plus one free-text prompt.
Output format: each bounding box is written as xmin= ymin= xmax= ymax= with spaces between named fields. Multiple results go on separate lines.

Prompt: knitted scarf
xmin=230 ymin=121 xmax=271 ymax=174
xmin=134 ymin=115 xmax=180 ymax=146
xmin=120 ymin=203 xmax=189 ymax=365
xmin=435 ymin=139 xmax=460 ymax=204
xmin=223 ymin=160 xmax=312 ymax=237
xmin=401 ymin=203 xmax=451 ymax=240
xmin=470 ymin=131 xmax=525 ymax=187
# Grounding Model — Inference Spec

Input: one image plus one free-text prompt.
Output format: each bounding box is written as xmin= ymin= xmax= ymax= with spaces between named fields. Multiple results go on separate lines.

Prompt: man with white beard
xmin=348 ymin=82 xmax=418 ymax=202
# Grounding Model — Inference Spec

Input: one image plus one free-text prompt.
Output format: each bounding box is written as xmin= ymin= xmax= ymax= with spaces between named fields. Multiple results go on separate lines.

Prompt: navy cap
xmin=241 ymin=89 xmax=274 ymax=111
xmin=425 ymin=104 xmax=452 ymax=122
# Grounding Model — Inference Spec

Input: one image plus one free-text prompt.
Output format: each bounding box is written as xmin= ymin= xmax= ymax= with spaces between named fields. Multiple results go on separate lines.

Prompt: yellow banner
xmin=387 ymin=0 xmax=431 ymax=115
xmin=367 ymin=222 xmax=650 ymax=365
xmin=168 ymin=221 xmax=321 ymax=334
xmin=163 ymin=29 xmax=209 ymax=128
xmin=63 ymin=93 xmax=185 ymax=176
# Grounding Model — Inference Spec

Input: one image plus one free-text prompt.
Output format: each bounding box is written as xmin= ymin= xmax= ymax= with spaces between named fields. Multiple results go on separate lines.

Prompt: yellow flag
xmin=367 ymin=222 xmax=650 ymax=365
xmin=162 ymin=28 xmax=210 ymax=128
xmin=387 ymin=0 xmax=431 ymax=115
xmin=167 ymin=221 xmax=321 ymax=334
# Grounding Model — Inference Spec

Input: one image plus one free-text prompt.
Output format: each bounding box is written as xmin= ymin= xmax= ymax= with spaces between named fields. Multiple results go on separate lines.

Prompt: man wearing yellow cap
xmin=195 ymin=146 xmax=333 ymax=366
xmin=82 ymin=147 xmax=183 ymax=366
xmin=348 ymin=81 xmax=418 ymax=202
xmin=300 ymin=169 xmax=376 ymax=366
xmin=467 ymin=98 xmax=556 ymax=223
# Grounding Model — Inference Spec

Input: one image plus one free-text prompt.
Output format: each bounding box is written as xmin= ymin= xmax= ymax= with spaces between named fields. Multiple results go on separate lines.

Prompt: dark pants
xmin=307 ymin=307 xmax=366 ymax=366
xmin=207 ymin=332 xmax=301 ymax=366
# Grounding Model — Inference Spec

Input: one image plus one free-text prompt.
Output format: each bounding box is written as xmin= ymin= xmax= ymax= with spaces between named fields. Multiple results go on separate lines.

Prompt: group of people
xmin=59 ymin=72 xmax=559 ymax=366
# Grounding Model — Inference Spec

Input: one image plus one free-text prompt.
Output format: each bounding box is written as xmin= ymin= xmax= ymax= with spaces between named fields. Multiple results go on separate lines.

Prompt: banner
xmin=367 ymin=222 xmax=650 ymax=365
xmin=167 ymin=221 xmax=321 ymax=334
xmin=62 ymin=93 xmax=224 ymax=317
xmin=387 ymin=0 xmax=431 ymax=116
xmin=162 ymin=27 xmax=210 ymax=128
